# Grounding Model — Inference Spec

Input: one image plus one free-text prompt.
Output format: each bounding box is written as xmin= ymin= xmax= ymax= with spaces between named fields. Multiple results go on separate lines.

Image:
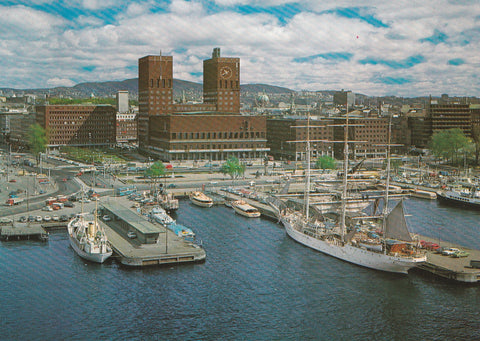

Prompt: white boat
xmin=150 ymin=206 xmax=195 ymax=237
xmin=231 ymin=200 xmax=261 ymax=218
xmin=190 ymin=191 xmax=214 ymax=207
xmin=150 ymin=206 xmax=175 ymax=225
xmin=275 ymin=114 xmax=426 ymax=274
xmin=410 ymin=188 xmax=437 ymax=200
xmin=67 ymin=213 xmax=112 ymax=263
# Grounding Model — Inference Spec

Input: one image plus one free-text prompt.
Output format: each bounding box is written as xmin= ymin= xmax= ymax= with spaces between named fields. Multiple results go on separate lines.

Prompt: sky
xmin=1 ymin=0 xmax=479 ymax=97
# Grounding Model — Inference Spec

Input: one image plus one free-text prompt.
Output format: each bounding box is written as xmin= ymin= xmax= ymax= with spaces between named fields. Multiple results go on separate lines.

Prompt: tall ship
xmin=190 ymin=191 xmax=214 ymax=208
xmin=67 ymin=213 xmax=112 ymax=263
xmin=274 ymin=114 xmax=426 ymax=274
xmin=437 ymin=188 xmax=480 ymax=209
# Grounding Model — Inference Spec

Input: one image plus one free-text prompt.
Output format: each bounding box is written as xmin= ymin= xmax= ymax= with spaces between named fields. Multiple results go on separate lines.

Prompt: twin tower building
xmin=138 ymin=47 xmax=268 ymax=161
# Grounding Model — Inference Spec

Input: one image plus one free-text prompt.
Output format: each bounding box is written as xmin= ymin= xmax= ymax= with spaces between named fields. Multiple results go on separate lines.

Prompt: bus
xmin=116 ymin=186 xmax=137 ymax=196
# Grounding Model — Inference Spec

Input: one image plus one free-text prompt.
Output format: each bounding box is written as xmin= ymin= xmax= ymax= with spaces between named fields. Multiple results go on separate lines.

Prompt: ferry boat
xmin=231 ymin=200 xmax=261 ymax=218
xmin=67 ymin=213 xmax=112 ymax=263
xmin=190 ymin=191 xmax=214 ymax=208
xmin=437 ymin=189 xmax=480 ymax=209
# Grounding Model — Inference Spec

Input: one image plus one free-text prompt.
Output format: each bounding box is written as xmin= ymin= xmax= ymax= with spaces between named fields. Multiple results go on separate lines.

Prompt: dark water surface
xmin=1 ymin=198 xmax=480 ymax=340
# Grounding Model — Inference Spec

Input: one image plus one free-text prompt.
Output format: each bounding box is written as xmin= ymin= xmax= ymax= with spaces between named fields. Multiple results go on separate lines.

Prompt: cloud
xmin=46 ymin=77 xmax=77 ymax=87
xmin=0 ymin=1 xmax=479 ymax=97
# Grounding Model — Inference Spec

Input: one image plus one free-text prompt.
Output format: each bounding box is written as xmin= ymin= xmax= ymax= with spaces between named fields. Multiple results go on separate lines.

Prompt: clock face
xmin=220 ymin=66 xmax=233 ymax=79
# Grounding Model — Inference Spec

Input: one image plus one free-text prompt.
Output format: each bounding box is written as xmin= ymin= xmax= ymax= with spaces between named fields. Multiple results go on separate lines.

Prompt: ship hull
xmin=282 ymin=217 xmax=425 ymax=274
xmin=437 ymin=192 xmax=480 ymax=209
xmin=67 ymin=222 xmax=112 ymax=263
xmin=190 ymin=197 xmax=213 ymax=207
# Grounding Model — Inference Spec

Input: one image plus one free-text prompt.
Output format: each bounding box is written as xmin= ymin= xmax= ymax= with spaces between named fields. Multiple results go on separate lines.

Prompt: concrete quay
xmin=101 ymin=200 xmax=206 ymax=267
xmin=0 ymin=223 xmax=48 ymax=241
xmin=414 ymin=236 xmax=480 ymax=283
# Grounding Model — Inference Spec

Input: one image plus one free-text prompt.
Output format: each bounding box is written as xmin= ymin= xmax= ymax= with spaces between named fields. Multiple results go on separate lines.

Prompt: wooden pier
xmin=0 ymin=223 xmax=49 ymax=241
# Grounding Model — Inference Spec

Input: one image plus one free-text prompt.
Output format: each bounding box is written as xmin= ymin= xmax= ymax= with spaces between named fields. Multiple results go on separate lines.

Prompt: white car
xmin=43 ymin=215 xmax=51 ymax=222
xmin=36 ymin=215 xmax=43 ymax=222
xmin=127 ymin=231 xmax=137 ymax=239
xmin=42 ymin=206 xmax=53 ymax=211
xmin=52 ymin=215 xmax=59 ymax=221
xmin=103 ymin=215 xmax=111 ymax=221
xmin=442 ymin=248 xmax=460 ymax=256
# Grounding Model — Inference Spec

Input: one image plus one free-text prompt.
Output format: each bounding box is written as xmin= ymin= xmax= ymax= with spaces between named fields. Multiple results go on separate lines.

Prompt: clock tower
xmin=203 ymin=47 xmax=240 ymax=113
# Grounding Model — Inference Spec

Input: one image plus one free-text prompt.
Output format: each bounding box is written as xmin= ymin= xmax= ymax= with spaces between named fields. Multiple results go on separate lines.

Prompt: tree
xmin=429 ymin=128 xmax=470 ymax=164
xmin=144 ymin=161 xmax=166 ymax=191
xmin=315 ymin=155 xmax=336 ymax=170
xmin=221 ymin=157 xmax=245 ymax=180
xmin=28 ymin=124 xmax=48 ymax=164
xmin=472 ymin=125 xmax=480 ymax=165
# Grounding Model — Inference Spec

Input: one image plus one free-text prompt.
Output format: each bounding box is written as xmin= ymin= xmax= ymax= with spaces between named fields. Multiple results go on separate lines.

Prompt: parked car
xmin=43 ymin=215 xmax=51 ymax=222
xmin=442 ymin=248 xmax=460 ymax=256
xmin=42 ymin=206 xmax=53 ymax=212
xmin=52 ymin=215 xmax=60 ymax=221
xmin=103 ymin=215 xmax=111 ymax=221
xmin=28 ymin=215 xmax=35 ymax=222
xmin=0 ymin=217 xmax=13 ymax=224
xmin=64 ymin=202 xmax=75 ymax=208
xmin=167 ymin=183 xmax=177 ymax=188
xmin=36 ymin=216 xmax=43 ymax=222
xmin=9 ymin=179 xmax=17 ymax=183
xmin=18 ymin=216 xmax=27 ymax=222
xmin=452 ymin=250 xmax=470 ymax=258
xmin=59 ymin=215 xmax=69 ymax=222
xmin=127 ymin=231 xmax=137 ymax=239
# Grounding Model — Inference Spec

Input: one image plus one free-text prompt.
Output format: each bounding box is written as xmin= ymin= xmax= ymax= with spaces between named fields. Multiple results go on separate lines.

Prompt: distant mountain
xmin=0 ymin=78 xmax=293 ymax=100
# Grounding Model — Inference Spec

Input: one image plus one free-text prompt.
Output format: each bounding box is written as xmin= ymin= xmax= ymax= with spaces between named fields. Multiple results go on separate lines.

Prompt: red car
xmin=9 ymin=179 xmax=17 ymax=183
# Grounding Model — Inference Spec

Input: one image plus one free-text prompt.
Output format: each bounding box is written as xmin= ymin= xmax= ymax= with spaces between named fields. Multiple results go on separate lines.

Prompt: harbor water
xmin=1 ymin=198 xmax=480 ymax=340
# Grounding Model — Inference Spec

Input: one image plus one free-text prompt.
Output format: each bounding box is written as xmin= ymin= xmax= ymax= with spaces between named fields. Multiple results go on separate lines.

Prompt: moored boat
xmin=437 ymin=189 xmax=480 ymax=209
xmin=67 ymin=213 xmax=112 ymax=263
xmin=190 ymin=191 xmax=214 ymax=207
xmin=410 ymin=189 xmax=437 ymax=200
xmin=274 ymin=113 xmax=426 ymax=274
xmin=231 ymin=200 xmax=261 ymax=218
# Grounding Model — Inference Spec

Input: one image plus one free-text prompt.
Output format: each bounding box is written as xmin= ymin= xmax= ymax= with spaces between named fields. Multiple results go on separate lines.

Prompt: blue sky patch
xmin=448 ymin=58 xmax=465 ymax=65
xmin=293 ymin=52 xmax=353 ymax=63
xmin=234 ymin=3 xmax=303 ymax=25
xmin=81 ymin=65 xmax=96 ymax=72
xmin=420 ymin=29 xmax=448 ymax=44
xmin=372 ymin=76 xmax=413 ymax=85
xmin=321 ymin=7 xmax=388 ymax=28
xmin=359 ymin=55 xmax=425 ymax=69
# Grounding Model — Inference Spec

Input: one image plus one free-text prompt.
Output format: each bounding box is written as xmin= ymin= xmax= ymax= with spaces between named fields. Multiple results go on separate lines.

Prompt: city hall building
xmin=138 ymin=48 xmax=268 ymax=161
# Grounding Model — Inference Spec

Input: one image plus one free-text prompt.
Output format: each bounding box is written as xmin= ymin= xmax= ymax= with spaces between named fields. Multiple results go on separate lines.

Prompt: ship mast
xmin=382 ymin=116 xmax=393 ymax=249
xmin=304 ymin=113 xmax=311 ymax=221
xmin=340 ymin=102 xmax=349 ymax=241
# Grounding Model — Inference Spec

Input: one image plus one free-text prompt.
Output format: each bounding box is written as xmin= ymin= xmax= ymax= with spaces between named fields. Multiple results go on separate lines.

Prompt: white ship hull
xmin=282 ymin=217 xmax=425 ymax=274
xmin=233 ymin=205 xmax=261 ymax=218
xmin=67 ymin=220 xmax=112 ymax=264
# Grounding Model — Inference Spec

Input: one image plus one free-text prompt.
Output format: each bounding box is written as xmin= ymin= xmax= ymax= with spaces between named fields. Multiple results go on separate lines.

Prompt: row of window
xmin=150 ymin=78 xmax=172 ymax=88
xmin=172 ymin=131 xmax=265 ymax=139
xmin=171 ymin=143 xmax=265 ymax=150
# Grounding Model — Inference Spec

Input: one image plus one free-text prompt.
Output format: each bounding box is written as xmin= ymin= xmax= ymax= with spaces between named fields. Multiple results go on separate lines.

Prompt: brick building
xmin=138 ymin=48 xmax=268 ymax=161
xmin=266 ymin=117 xmax=335 ymax=161
xmin=36 ymin=104 xmax=116 ymax=148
